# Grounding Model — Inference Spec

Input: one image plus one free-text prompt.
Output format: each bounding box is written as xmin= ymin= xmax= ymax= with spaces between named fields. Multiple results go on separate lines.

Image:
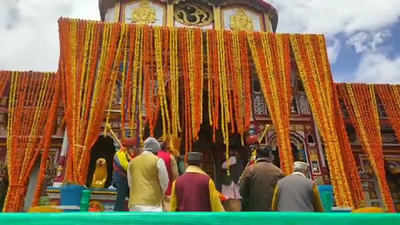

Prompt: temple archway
xmin=268 ymin=131 xmax=309 ymax=169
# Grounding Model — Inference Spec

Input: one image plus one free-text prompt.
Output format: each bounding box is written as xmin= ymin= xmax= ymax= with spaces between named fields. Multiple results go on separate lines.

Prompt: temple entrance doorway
xmin=86 ymin=135 xmax=115 ymax=188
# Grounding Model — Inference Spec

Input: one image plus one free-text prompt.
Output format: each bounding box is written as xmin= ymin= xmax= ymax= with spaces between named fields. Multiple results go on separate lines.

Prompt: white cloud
xmin=346 ymin=30 xmax=391 ymax=53
xmin=269 ymin=0 xmax=400 ymax=35
xmin=326 ymin=38 xmax=341 ymax=64
xmin=267 ymin=0 xmax=400 ymax=82
xmin=345 ymin=32 xmax=369 ymax=53
xmin=0 ymin=0 xmax=99 ymax=71
xmin=354 ymin=53 xmax=400 ymax=83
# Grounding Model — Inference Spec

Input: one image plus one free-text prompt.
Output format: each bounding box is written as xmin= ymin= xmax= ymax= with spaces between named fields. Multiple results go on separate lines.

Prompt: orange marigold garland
xmin=315 ymin=36 xmax=364 ymax=207
xmin=143 ymin=25 xmax=159 ymax=137
xmin=59 ymin=18 xmax=125 ymax=185
xmin=223 ymin=31 xmax=235 ymax=134
xmin=206 ymin=30 xmax=221 ymax=142
xmin=32 ymin=73 xmax=61 ymax=207
xmin=375 ymin=84 xmax=400 ymax=144
xmin=239 ymin=32 xmax=252 ymax=131
xmin=248 ymin=32 xmax=294 ymax=174
xmin=215 ymin=30 xmax=231 ymax=169
xmin=0 ymin=71 xmax=11 ymax=97
xmin=338 ymin=83 xmax=395 ymax=212
xmin=192 ymin=28 xmax=204 ymax=141
xmin=333 ymin=83 xmax=364 ymax=207
xmin=290 ymin=34 xmax=354 ymax=207
xmin=178 ymin=28 xmax=192 ymax=157
xmin=169 ymin=27 xmax=181 ymax=137
xmin=131 ymin=25 xmax=142 ymax=136
xmin=230 ymin=32 xmax=242 ymax=136
xmin=4 ymin=71 xmax=57 ymax=212
xmin=154 ymin=26 xmax=171 ymax=138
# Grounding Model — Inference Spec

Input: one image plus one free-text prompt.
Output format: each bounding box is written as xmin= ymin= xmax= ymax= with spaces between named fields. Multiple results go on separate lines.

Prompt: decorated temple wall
xmin=221 ymin=6 xmax=264 ymax=31
xmin=102 ymin=0 xmax=273 ymax=32
xmin=0 ymin=0 xmax=399 ymax=211
xmin=123 ymin=0 xmax=166 ymax=25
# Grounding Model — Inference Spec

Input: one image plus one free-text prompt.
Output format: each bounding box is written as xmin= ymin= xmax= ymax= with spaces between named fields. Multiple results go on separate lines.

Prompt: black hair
xmin=188 ymin=160 xmax=201 ymax=166
xmin=257 ymin=145 xmax=272 ymax=158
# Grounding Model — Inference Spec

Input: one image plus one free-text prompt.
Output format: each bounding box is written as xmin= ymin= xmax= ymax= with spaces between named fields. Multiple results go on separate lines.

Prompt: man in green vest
xmin=127 ymin=137 xmax=169 ymax=212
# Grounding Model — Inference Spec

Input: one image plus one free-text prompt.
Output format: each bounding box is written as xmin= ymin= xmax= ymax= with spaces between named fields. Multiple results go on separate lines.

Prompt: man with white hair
xmin=271 ymin=161 xmax=324 ymax=212
xmin=127 ymin=137 xmax=169 ymax=212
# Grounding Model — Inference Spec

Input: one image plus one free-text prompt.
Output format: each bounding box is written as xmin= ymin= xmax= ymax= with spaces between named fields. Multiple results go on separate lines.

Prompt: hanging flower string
xmin=54 ymin=19 xmax=390 ymax=207
xmin=0 ymin=71 xmax=11 ymax=97
xmin=338 ymin=83 xmax=395 ymax=212
xmin=154 ymin=26 xmax=171 ymax=139
xmin=3 ymin=71 xmax=57 ymax=212
xmin=290 ymin=34 xmax=354 ymax=208
xmin=375 ymin=84 xmax=400 ymax=145
xmin=169 ymin=27 xmax=181 ymax=138
xmin=333 ymin=83 xmax=364 ymax=208
xmin=247 ymin=32 xmax=294 ymax=174
xmin=192 ymin=29 xmax=204 ymax=142
xmin=206 ymin=30 xmax=220 ymax=142
xmin=32 ymin=73 xmax=61 ymax=207
xmin=59 ymin=18 xmax=125 ymax=185
xmin=216 ymin=30 xmax=231 ymax=171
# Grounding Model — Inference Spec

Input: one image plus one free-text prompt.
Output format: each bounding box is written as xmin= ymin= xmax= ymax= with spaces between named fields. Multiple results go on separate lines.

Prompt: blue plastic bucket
xmin=318 ymin=185 xmax=333 ymax=212
xmin=60 ymin=184 xmax=85 ymax=212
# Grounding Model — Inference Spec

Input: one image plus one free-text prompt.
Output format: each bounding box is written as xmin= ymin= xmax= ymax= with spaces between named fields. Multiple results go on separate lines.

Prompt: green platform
xmin=0 ymin=212 xmax=398 ymax=225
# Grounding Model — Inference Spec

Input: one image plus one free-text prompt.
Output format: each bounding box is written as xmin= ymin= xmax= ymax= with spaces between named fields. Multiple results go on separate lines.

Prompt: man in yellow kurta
xmin=127 ymin=137 xmax=169 ymax=212
xmin=170 ymin=152 xmax=224 ymax=212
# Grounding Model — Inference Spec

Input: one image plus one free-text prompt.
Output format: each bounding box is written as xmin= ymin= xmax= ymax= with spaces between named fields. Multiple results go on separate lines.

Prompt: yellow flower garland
xmin=154 ymin=26 xmax=171 ymax=139
xmin=290 ymin=34 xmax=353 ymax=207
xmin=169 ymin=28 xmax=181 ymax=136
xmin=216 ymin=30 xmax=231 ymax=171
xmin=344 ymin=84 xmax=395 ymax=212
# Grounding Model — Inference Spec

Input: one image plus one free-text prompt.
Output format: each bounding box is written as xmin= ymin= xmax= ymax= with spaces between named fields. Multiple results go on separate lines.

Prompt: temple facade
xmin=96 ymin=0 xmax=400 ymax=209
xmin=0 ymin=0 xmax=399 ymax=212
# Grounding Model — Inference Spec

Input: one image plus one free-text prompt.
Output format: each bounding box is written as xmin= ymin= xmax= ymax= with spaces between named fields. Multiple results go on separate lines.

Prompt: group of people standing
xmin=112 ymin=137 xmax=324 ymax=212
xmin=221 ymin=145 xmax=324 ymax=212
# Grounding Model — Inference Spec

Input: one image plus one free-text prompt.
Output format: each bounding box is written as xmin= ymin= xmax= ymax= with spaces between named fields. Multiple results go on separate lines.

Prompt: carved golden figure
xmin=230 ymin=9 xmax=254 ymax=31
xmin=131 ymin=0 xmax=156 ymax=24
xmin=91 ymin=158 xmax=108 ymax=188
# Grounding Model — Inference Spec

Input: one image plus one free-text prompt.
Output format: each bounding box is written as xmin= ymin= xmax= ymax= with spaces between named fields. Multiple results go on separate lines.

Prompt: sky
xmin=0 ymin=0 xmax=399 ymax=83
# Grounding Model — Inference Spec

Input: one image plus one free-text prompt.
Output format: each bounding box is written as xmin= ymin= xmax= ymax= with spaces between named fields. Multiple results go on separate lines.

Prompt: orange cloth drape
xmin=247 ymin=33 xmax=294 ymax=174
xmin=375 ymin=84 xmax=400 ymax=143
xmin=338 ymin=83 xmax=395 ymax=212
xmin=290 ymin=34 xmax=354 ymax=207
xmin=3 ymin=71 xmax=57 ymax=212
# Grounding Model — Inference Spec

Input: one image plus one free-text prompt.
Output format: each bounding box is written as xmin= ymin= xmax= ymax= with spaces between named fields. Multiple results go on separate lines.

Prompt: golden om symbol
xmin=174 ymin=2 xmax=213 ymax=26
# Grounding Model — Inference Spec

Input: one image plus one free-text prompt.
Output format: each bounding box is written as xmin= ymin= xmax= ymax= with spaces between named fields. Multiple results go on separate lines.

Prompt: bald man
xmin=271 ymin=161 xmax=324 ymax=212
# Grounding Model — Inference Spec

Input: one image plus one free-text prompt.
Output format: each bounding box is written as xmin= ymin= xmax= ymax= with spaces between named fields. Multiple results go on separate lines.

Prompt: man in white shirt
xmin=127 ymin=137 xmax=169 ymax=212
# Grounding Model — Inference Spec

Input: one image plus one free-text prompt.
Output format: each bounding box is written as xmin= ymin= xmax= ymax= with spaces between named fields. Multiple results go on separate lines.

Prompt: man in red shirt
xmin=170 ymin=152 xmax=224 ymax=212
xmin=157 ymin=138 xmax=179 ymax=211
